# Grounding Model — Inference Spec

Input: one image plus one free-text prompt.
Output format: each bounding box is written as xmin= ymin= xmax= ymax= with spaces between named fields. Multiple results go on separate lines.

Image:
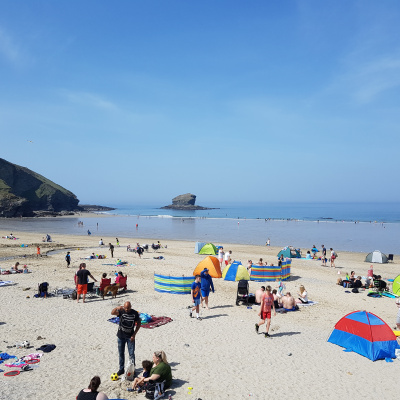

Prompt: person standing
xmin=224 ymin=250 xmax=232 ymax=266
xmin=111 ymin=301 xmax=141 ymax=376
xmin=218 ymin=247 xmax=224 ymax=269
xmin=266 ymin=238 xmax=270 ymax=246
xmin=255 ymin=285 xmax=276 ymax=337
xmin=76 ymin=263 xmax=97 ymax=303
xmin=190 ymin=275 xmax=203 ymax=320
xmin=321 ymin=244 xmax=327 ymax=266
xmin=330 ymin=248 xmax=336 ymax=268
xmin=200 ymin=268 xmax=215 ymax=310
xmin=116 ymin=238 xmax=120 ymax=247
xmin=109 ymin=243 xmax=114 ymax=258
xmin=65 ymin=251 xmax=71 ymax=268
xmin=36 ymin=246 xmax=41 ymax=257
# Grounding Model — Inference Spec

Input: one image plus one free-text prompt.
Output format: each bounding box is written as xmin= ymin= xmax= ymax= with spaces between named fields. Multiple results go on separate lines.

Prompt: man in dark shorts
xmin=76 ymin=263 xmax=97 ymax=303
xmin=65 ymin=251 xmax=71 ymax=268
xmin=109 ymin=243 xmax=114 ymax=258
xmin=111 ymin=301 xmax=141 ymax=376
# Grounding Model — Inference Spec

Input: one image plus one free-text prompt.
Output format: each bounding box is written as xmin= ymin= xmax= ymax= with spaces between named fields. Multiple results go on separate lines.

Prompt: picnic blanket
xmin=108 ymin=316 xmax=173 ymax=329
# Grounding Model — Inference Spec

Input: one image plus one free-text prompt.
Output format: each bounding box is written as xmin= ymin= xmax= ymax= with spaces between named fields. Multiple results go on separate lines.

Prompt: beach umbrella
xmin=222 ymin=261 xmax=250 ymax=281
xmin=193 ymin=256 xmax=222 ymax=278
xmin=328 ymin=310 xmax=400 ymax=361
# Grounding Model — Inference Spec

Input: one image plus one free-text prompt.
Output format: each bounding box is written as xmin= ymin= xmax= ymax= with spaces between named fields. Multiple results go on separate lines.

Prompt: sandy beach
xmin=1 ymin=231 xmax=399 ymax=400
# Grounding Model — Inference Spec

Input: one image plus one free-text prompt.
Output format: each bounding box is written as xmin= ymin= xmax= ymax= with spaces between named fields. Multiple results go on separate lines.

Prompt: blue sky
xmin=1 ymin=1 xmax=399 ymax=207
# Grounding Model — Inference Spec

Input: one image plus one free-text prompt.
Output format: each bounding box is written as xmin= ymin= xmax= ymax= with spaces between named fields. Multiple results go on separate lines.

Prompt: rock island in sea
xmin=161 ymin=193 xmax=217 ymax=211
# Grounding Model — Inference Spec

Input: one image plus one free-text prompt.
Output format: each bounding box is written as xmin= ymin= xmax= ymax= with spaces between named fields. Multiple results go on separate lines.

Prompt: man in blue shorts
xmin=200 ymin=268 xmax=215 ymax=310
xmin=190 ymin=275 xmax=203 ymax=321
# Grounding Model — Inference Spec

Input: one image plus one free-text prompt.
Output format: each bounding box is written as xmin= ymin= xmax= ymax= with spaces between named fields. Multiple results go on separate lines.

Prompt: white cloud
xmin=61 ymin=89 xmax=119 ymax=111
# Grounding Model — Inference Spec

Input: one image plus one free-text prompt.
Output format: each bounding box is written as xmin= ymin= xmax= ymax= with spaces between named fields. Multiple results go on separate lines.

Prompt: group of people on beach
xmin=255 ymin=284 xmax=309 ymax=337
xmin=217 ymin=247 xmax=232 ymax=268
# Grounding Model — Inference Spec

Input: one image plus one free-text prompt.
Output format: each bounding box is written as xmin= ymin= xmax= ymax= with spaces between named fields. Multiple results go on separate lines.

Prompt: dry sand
xmin=0 ymin=231 xmax=399 ymax=400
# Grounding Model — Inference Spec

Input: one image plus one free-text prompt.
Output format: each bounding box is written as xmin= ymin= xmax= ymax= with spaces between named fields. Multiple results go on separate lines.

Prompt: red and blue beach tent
xmin=328 ymin=310 xmax=400 ymax=361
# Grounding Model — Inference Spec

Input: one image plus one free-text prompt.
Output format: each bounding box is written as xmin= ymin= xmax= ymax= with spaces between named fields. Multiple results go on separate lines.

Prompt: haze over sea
xmin=1 ymin=202 xmax=399 ymax=254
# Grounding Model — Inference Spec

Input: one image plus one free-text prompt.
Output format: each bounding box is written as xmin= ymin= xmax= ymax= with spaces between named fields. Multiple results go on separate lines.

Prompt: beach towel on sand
xmin=296 ymin=301 xmax=318 ymax=307
xmin=108 ymin=316 xmax=173 ymax=329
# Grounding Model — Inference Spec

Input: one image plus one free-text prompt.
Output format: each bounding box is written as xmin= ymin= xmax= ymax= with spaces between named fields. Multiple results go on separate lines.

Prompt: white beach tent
xmin=365 ymin=250 xmax=388 ymax=264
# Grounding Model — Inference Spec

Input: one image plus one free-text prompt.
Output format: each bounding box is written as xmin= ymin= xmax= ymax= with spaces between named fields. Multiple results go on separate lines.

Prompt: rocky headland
xmin=0 ymin=158 xmax=81 ymax=217
xmin=161 ymin=193 xmax=216 ymax=210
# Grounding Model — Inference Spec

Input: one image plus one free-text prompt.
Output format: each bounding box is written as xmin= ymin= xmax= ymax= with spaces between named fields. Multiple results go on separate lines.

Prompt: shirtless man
xmin=255 ymin=286 xmax=265 ymax=305
xmin=281 ymin=292 xmax=297 ymax=311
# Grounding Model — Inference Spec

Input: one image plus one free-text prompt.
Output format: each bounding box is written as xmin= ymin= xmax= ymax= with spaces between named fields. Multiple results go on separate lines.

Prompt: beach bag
xmin=140 ymin=313 xmax=152 ymax=324
xmin=71 ymin=290 xmax=77 ymax=300
xmin=125 ymin=360 xmax=135 ymax=381
xmin=144 ymin=380 xmax=165 ymax=399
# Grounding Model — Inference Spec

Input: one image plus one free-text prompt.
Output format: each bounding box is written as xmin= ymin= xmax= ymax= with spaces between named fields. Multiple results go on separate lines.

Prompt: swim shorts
xmin=201 ymin=289 xmax=210 ymax=297
xmin=261 ymin=311 xmax=271 ymax=320
xmin=77 ymin=284 xmax=87 ymax=295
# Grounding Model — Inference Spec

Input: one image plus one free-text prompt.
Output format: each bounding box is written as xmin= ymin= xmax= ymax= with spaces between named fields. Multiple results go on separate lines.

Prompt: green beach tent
xmin=277 ymin=246 xmax=301 ymax=259
xmin=393 ymin=274 xmax=400 ymax=296
xmin=199 ymin=243 xmax=218 ymax=255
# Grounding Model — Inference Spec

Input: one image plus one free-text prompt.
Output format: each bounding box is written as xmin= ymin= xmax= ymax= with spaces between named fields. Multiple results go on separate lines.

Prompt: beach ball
xmin=110 ymin=372 xmax=119 ymax=381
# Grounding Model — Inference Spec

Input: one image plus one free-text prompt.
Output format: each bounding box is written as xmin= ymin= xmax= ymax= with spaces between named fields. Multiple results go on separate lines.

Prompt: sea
xmin=0 ymin=202 xmax=399 ymax=254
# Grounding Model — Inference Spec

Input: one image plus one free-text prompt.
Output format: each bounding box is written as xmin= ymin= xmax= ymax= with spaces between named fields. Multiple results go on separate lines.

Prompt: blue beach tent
xmin=222 ymin=261 xmax=250 ymax=281
xmin=195 ymin=242 xmax=206 ymax=254
xmin=328 ymin=310 xmax=400 ymax=361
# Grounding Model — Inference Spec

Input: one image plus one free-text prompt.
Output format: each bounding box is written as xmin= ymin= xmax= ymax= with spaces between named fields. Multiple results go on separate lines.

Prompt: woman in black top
xmin=77 ymin=376 xmax=108 ymax=400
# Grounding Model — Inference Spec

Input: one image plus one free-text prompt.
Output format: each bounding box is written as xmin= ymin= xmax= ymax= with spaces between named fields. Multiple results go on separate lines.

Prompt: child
xmin=130 ymin=360 xmax=152 ymax=391
xmin=396 ymin=299 xmax=400 ymax=331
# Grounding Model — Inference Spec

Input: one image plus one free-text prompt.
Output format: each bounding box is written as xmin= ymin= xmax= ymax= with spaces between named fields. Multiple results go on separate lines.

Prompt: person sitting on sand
xmin=282 ymin=292 xmax=298 ymax=311
xmin=129 ymin=360 xmax=153 ymax=392
xmin=296 ymin=285 xmax=309 ymax=304
xmin=257 ymin=258 xmax=263 ymax=266
xmin=77 ymin=376 xmax=108 ymax=400
xmin=23 ymin=265 xmax=29 ymax=273
xmin=142 ymin=351 xmax=172 ymax=390
xmin=306 ymin=251 xmax=312 ymax=260
xmin=255 ymin=286 xmax=265 ymax=305
xmin=350 ymin=271 xmax=356 ymax=282
xmin=13 ymin=262 xmax=20 ymax=272
xmin=272 ymin=289 xmax=281 ymax=309
xmin=374 ymin=275 xmax=387 ymax=291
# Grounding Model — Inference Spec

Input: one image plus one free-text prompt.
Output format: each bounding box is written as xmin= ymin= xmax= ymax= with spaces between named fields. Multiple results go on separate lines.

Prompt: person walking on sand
xmin=111 ymin=301 xmax=141 ymax=376
xmin=330 ymin=248 xmax=337 ymax=268
xmin=266 ymin=238 xmax=270 ymax=246
xmin=116 ymin=238 xmax=120 ymax=247
xmin=76 ymin=263 xmax=97 ymax=303
xmin=218 ymin=247 xmax=224 ymax=269
xmin=224 ymin=250 xmax=232 ymax=266
xmin=36 ymin=246 xmax=41 ymax=257
xmin=200 ymin=268 xmax=215 ymax=310
xmin=255 ymin=285 xmax=276 ymax=337
xmin=190 ymin=275 xmax=203 ymax=321
xmin=65 ymin=251 xmax=71 ymax=268
xmin=109 ymin=243 xmax=114 ymax=258
xmin=321 ymin=244 xmax=327 ymax=266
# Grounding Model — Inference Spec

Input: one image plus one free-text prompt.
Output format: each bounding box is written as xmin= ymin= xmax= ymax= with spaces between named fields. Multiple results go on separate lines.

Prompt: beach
xmin=1 ymin=231 xmax=399 ymax=400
